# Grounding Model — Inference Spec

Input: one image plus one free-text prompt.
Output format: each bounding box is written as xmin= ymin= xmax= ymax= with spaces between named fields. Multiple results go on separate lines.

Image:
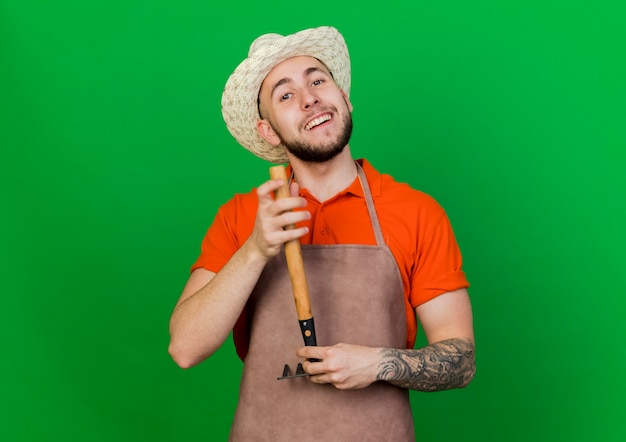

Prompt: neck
xmin=288 ymin=147 xmax=357 ymax=202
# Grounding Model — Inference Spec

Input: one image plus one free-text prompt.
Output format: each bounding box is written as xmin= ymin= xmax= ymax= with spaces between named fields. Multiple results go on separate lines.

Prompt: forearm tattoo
xmin=377 ymin=338 xmax=476 ymax=391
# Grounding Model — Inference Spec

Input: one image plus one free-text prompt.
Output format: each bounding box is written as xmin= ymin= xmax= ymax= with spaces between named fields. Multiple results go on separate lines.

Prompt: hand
xmin=297 ymin=343 xmax=383 ymax=390
xmin=247 ymin=179 xmax=310 ymax=259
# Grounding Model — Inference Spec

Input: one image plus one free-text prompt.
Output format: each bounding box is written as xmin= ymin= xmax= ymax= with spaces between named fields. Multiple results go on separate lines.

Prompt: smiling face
xmin=256 ymin=56 xmax=353 ymax=163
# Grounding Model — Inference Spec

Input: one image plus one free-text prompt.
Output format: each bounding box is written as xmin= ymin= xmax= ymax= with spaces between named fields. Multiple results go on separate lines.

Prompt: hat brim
xmin=221 ymin=26 xmax=351 ymax=163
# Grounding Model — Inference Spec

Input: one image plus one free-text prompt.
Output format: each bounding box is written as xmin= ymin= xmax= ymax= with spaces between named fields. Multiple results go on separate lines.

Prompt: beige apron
xmin=230 ymin=164 xmax=415 ymax=441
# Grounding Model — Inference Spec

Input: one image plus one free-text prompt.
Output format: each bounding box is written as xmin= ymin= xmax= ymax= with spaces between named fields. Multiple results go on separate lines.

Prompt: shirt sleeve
xmin=409 ymin=209 xmax=469 ymax=308
xmin=190 ymin=192 xmax=256 ymax=274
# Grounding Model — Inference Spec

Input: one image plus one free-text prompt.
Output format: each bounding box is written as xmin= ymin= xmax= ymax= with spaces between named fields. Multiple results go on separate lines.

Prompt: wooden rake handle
xmin=269 ymin=165 xmax=317 ymax=347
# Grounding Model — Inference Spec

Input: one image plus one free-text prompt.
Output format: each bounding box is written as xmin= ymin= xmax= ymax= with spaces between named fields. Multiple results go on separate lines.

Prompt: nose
xmin=301 ymin=89 xmax=319 ymax=110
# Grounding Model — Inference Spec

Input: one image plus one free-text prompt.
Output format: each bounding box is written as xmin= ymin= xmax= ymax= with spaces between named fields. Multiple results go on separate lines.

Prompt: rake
xmin=269 ymin=165 xmax=319 ymax=380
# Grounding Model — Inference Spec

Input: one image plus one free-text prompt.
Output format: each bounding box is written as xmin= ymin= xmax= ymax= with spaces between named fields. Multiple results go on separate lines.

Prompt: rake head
xmin=277 ymin=363 xmax=309 ymax=380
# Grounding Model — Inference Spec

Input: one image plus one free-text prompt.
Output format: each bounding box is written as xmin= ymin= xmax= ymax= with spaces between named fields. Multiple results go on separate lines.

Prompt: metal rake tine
xmin=277 ymin=362 xmax=309 ymax=380
xmin=295 ymin=362 xmax=306 ymax=376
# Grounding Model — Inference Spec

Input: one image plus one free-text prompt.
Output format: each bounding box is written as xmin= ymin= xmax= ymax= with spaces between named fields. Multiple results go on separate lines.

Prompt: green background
xmin=2 ymin=0 xmax=624 ymax=440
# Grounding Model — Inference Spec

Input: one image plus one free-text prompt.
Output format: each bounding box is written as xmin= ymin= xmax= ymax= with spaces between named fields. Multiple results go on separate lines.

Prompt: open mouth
xmin=304 ymin=113 xmax=332 ymax=130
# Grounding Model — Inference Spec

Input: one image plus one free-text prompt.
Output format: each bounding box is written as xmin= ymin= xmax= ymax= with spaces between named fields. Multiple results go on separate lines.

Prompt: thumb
xmin=289 ymin=180 xmax=300 ymax=197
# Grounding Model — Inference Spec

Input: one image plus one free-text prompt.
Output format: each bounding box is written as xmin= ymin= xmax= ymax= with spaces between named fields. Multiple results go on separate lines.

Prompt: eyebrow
xmin=269 ymin=66 xmax=328 ymax=99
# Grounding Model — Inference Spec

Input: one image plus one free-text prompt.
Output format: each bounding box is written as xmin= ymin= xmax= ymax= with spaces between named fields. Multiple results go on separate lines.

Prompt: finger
xmin=273 ymin=225 xmax=310 ymax=244
xmin=296 ymin=345 xmax=326 ymax=360
xmin=275 ymin=209 xmax=310 ymax=229
xmin=308 ymin=373 xmax=332 ymax=384
xmin=275 ymin=194 xmax=308 ymax=214
xmin=257 ymin=183 xmax=308 ymax=223
xmin=257 ymin=179 xmax=286 ymax=202
xmin=296 ymin=345 xmax=328 ymax=367
xmin=301 ymin=358 xmax=325 ymax=376
xmin=260 ymin=189 xmax=308 ymax=218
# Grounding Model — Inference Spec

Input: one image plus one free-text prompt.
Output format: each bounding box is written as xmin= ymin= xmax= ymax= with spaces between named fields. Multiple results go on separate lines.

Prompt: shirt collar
xmin=286 ymin=158 xmax=382 ymax=199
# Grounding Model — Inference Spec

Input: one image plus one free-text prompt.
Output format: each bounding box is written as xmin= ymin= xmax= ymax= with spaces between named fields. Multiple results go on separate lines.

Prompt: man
xmin=169 ymin=26 xmax=475 ymax=441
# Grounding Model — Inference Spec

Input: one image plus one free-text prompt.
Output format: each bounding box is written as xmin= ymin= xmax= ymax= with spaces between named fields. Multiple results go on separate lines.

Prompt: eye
xmin=280 ymin=92 xmax=292 ymax=101
xmin=312 ymin=79 xmax=324 ymax=86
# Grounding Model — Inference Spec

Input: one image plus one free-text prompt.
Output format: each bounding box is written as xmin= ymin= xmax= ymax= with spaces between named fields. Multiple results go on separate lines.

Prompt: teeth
xmin=305 ymin=114 xmax=331 ymax=130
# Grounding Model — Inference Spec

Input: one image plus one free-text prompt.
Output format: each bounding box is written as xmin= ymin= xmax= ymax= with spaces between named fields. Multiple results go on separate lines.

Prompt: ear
xmin=256 ymin=119 xmax=281 ymax=146
xmin=341 ymin=90 xmax=353 ymax=112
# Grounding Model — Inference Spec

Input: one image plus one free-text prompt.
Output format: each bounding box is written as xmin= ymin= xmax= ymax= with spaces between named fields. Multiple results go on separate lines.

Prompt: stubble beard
xmin=278 ymin=113 xmax=353 ymax=163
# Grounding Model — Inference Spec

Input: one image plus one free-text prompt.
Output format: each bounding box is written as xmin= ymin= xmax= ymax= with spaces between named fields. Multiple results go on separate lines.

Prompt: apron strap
xmin=356 ymin=161 xmax=386 ymax=247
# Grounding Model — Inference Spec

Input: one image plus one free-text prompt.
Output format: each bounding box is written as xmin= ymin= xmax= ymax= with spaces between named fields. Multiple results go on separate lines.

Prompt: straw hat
xmin=221 ymin=26 xmax=351 ymax=163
